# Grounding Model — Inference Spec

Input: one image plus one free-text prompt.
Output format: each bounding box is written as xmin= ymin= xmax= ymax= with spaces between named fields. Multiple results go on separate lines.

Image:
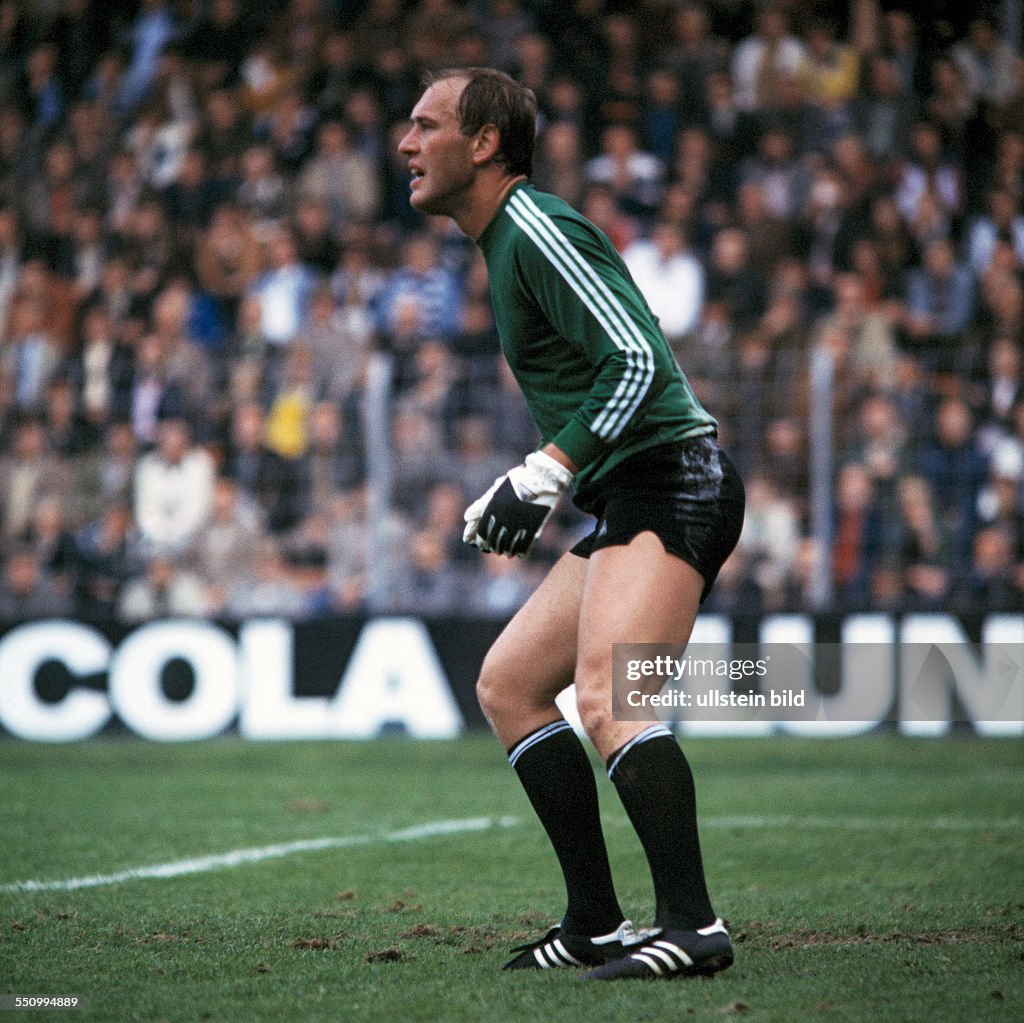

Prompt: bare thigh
xmin=576 ymin=531 xmax=704 ymax=761
xmin=476 ymin=551 xmax=588 ymax=749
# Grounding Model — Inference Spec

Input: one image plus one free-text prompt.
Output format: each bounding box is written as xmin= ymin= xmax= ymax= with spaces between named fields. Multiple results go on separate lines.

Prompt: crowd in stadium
xmin=0 ymin=0 xmax=1021 ymax=621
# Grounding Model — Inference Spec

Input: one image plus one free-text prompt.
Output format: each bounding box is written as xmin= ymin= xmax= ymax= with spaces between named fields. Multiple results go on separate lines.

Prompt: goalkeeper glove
xmin=463 ymin=450 xmax=574 ymax=557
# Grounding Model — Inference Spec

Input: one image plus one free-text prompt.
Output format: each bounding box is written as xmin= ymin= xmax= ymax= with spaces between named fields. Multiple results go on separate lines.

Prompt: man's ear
xmin=472 ymin=124 xmax=501 ymax=166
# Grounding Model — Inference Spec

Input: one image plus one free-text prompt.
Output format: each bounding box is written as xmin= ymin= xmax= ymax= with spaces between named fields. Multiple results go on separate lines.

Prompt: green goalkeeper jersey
xmin=476 ymin=183 xmax=716 ymax=491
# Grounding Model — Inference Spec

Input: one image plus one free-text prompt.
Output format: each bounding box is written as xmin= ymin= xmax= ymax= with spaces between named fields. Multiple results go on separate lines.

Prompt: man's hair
xmin=425 ymin=67 xmax=537 ymax=177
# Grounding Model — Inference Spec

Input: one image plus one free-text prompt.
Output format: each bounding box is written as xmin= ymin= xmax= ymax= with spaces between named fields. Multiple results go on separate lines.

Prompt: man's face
xmin=398 ymin=77 xmax=477 ymax=217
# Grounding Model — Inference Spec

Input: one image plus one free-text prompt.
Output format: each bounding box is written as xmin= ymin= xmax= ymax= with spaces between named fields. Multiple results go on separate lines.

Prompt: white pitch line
xmin=0 ymin=816 xmax=522 ymax=894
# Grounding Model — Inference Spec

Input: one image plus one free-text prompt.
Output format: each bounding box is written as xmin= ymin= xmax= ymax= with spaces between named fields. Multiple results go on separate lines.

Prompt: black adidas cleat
xmin=581 ymin=918 xmax=734 ymax=980
xmin=502 ymin=920 xmax=655 ymax=970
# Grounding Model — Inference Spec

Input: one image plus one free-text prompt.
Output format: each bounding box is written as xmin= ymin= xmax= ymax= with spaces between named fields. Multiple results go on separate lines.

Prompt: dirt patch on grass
xmin=291 ymin=933 xmax=346 ymax=950
xmin=364 ymin=946 xmax=405 ymax=963
xmin=399 ymin=923 xmax=443 ymax=938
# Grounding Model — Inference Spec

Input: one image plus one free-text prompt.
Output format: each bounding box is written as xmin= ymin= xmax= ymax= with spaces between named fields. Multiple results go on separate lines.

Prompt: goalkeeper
xmin=399 ymin=67 xmax=745 ymax=980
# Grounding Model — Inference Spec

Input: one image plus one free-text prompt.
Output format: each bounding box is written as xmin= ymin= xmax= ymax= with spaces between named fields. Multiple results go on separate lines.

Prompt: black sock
xmin=509 ymin=720 xmax=624 ymax=936
xmin=607 ymin=725 xmax=716 ymax=931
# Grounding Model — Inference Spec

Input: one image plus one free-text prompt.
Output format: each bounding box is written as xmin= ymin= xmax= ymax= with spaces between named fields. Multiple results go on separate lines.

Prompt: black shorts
xmin=569 ymin=436 xmax=746 ymax=602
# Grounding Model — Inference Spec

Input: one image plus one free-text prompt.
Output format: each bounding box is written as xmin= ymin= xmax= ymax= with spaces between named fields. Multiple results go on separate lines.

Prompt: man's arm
xmin=463 ymin=446 xmax=575 ymax=557
xmin=509 ymin=201 xmax=678 ymax=472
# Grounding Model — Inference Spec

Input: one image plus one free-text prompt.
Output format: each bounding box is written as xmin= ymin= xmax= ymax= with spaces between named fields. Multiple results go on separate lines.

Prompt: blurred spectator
xmin=579 ymin=182 xmax=636 ymax=253
xmin=532 ymin=120 xmax=585 ymax=209
xmin=1 ymin=296 xmax=60 ymax=415
xmin=855 ymin=55 xmax=917 ymax=164
xmin=640 ymin=68 xmax=683 ymax=169
xmin=0 ymin=417 xmax=62 ymax=541
xmin=133 ymin=416 xmax=215 ymax=554
xmin=0 ymin=545 xmax=72 ymax=619
xmin=904 ymin=238 xmax=975 ymax=369
xmin=299 ymin=286 xmax=370 ymax=405
xmin=736 ymin=180 xmax=794 ymax=279
xmin=162 ymin=147 xmax=221 ymax=246
xmin=264 ymin=343 xmax=314 ymax=461
xmin=796 ymin=18 xmax=859 ymax=124
xmin=198 ymin=87 xmax=252 ymax=184
xmin=23 ymin=42 xmax=65 ymax=138
xmin=75 ymin=500 xmax=141 ymax=619
xmin=330 ymin=221 xmax=386 ymax=310
xmin=705 ymin=227 xmax=766 ymax=329
xmin=736 ymin=473 xmax=800 ymax=609
xmin=223 ymin=536 xmax=308 ymax=619
xmin=663 ymin=3 xmax=728 ymax=123
xmin=832 ymin=461 xmax=885 ymax=608
xmin=878 ymin=9 xmax=928 ymax=96
xmin=729 ymin=293 xmax=808 ymax=477
xmin=731 ymin=5 xmax=806 ymax=114
xmin=951 ymin=525 xmax=1024 ymax=611
xmin=966 ymin=188 xmax=1024 ymax=278
xmin=918 ymin=396 xmax=988 ymax=558
xmin=118 ymin=552 xmax=209 ymax=621
xmin=0 ymin=202 xmax=22 ymax=332
xmin=64 ymin=206 xmax=107 ymax=300
xmin=182 ymin=0 xmax=256 ymax=91
xmin=249 ymin=225 xmax=317 ymax=348
xmin=236 ymin=143 xmax=288 ymax=227
xmin=923 ymin=56 xmax=974 ymax=155
xmin=739 ymin=125 xmax=810 ymax=222
xmin=976 ymin=441 xmax=1024 ymax=548
xmin=584 ymin=122 xmax=666 ymax=222
xmin=192 ymin=475 xmax=264 ymax=612
xmin=894 ymin=475 xmax=950 ymax=610
xmin=858 ymin=193 xmax=918 ymax=300
xmin=43 ymin=376 xmax=93 ymax=457
xmin=844 ymin=392 xmax=908 ymax=520
xmin=977 ymin=337 xmax=1024 ymax=443
xmin=390 ymin=401 xmax=451 ymax=517
xmin=280 ymin=502 xmax=334 ymax=610
xmin=118 ymin=194 xmax=174 ymax=307
xmin=814 ymin=272 xmax=897 ymax=393
xmin=150 ymin=283 xmax=213 ymax=412
xmin=952 ymin=15 xmax=1018 ymax=109
xmin=195 ymin=201 xmax=263 ymax=330
xmin=224 ymin=399 xmax=307 ymax=534
xmin=264 ymin=87 xmax=315 ymax=175
xmin=127 ymin=333 xmax=183 ymax=446
xmin=393 ymin=527 xmax=464 ymax=616
xmin=22 ymin=494 xmax=79 ymax=597
xmin=72 ymin=420 xmax=138 ymax=527
xmin=292 ymin=198 xmax=339 ymax=276
xmin=306 ymin=398 xmax=363 ymax=509
xmin=374 ymin=233 xmax=462 ymax=342
xmin=895 ymin=121 xmax=963 ymax=231
xmin=763 ymin=415 xmax=808 ymax=504
xmin=296 ymin=119 xmax=380 ymax=228
xmin=623 ymin=220 xmax=704 ymax=349
xmin=118 ymin=0 xmax=177 ymax=112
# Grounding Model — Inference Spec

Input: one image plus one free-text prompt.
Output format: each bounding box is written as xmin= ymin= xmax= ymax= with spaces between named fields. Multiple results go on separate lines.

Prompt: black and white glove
xmin=463 ymin=450 xmax=574 ymax=557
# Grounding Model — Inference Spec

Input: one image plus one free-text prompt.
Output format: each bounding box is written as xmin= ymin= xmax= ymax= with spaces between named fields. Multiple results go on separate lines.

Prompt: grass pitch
xmin=0 ymin=735 xmax=1021 ymax=1023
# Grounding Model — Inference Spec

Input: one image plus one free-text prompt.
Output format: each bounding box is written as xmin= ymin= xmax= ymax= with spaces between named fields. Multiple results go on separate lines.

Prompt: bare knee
xmin=476 ymin=648 xmax=563 ymax=746
xmin=476 ymin=651 xmax=514 ymax=727
xmin=575 ymin=682 xmax=613 ymax=747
